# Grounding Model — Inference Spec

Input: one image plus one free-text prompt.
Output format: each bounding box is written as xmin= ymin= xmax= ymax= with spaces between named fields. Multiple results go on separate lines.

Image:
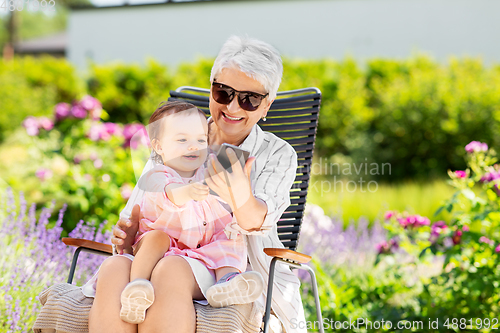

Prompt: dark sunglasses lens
xmin=238 ymin=93 xmax=262 ymax=111
xmin=213 ymin=85 xmax=233 ymax=104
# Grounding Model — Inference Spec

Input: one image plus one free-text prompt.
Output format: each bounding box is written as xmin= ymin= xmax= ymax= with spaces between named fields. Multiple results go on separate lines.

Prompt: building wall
xmin=68 ymin=0 xmax=500 ymax=67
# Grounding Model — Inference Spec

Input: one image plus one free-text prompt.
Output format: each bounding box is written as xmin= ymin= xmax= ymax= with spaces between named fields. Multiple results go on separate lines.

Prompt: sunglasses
xmin=211 ymin=82 xmax=269 ymax=111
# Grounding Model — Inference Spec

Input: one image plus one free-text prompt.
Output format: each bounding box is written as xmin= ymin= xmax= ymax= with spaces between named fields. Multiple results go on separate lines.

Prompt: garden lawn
xmin=307 ymin=176 xmax=456 ymax=226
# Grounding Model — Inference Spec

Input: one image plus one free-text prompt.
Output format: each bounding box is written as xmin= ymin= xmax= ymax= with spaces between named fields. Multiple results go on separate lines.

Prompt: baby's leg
xmin=215 ymin=267 xmax=239 ymax=282
xmin=120 ymin=230 xmax=170 ymax=324
xmin=207 ymin=267 xmax=264 ymax=307
xmin=130 ymin=230 xmax=171 ymax=281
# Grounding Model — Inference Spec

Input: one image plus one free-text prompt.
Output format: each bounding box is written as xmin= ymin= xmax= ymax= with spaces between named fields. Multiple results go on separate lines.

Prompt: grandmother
xmin=89 ymin=36 xmax=306 ymax=333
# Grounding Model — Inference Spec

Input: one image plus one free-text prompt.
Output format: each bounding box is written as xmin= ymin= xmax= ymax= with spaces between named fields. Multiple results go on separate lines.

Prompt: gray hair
xmin=210 ymin=36 xmax=283 ymax=101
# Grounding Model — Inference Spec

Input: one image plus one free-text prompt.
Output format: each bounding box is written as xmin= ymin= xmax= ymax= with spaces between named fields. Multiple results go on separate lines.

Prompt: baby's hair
xmin=148 ymin=101 xmax=207 ymax=165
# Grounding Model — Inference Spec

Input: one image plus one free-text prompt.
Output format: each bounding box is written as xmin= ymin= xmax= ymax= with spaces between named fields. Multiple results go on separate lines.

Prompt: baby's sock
xmin=216 ymin=272 xmax=240 ymax=284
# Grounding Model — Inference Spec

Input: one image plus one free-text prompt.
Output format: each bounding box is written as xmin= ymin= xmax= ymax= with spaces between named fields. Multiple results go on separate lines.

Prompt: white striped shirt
xmin=121 ymin=123 xmax=306 ymax=333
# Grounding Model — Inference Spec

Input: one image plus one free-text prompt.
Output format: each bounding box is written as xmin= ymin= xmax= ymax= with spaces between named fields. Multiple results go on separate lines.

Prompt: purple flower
xmin=429 ymin=221 xmax=447 ymax=243
xmin=71 ymin=104 xmax=87 ymax=119
xmin=22 ymin=116 xmax=39 ymax=136
xmin=465 ymin=141 xmax=488 ymax=153
xmin=35 ymin=168 xmax=52 ymax=181
xmin=454 ymin=170 xmax=467 ymax=178
xmin=38 ymin=117 xmax=54 ymax=131
xmin=54 ymin=103 xmax=71 ymax=121
xmin=494 ymin=184 xmax=500 ymax=197
xmin=80 ymin=95 xmax=102 ymax=111
xmin=480 ymin=171 xmax=500 ymax=183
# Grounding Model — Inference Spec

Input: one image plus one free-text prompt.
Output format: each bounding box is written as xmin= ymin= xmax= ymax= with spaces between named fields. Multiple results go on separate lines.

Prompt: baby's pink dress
xmin=133 ymin=164 xmax=247 ymax=273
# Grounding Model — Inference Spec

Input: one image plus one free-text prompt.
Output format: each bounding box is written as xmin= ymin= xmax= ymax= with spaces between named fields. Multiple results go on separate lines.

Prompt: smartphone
xmin=203 ymin=143 xmax=250 ymax=196
xmin=216 ymin=143 xmax=250 ymax=173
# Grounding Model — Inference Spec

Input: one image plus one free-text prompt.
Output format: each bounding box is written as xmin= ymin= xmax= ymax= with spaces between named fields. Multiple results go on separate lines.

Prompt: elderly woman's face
xmin=209 ymin=66 xmax=271 ymax=139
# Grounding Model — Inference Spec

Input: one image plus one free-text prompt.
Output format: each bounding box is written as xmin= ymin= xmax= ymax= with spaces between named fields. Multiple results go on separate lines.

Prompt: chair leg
xmin=263 ymin=257 xmax=278 ymax=333
xmin=68 ymin=247 xmax=84 ymax=284
xmin=299 ymin=264 xmax=324 ymax=333
xmin=67 ymin=247 xmax=112 ymax=284
xmin=262 ymin=258 xmax=324 ymax=333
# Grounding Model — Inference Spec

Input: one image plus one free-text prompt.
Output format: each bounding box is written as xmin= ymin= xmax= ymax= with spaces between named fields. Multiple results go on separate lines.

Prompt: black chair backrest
xmin=168 ymin=87 xmax=321 ymax=251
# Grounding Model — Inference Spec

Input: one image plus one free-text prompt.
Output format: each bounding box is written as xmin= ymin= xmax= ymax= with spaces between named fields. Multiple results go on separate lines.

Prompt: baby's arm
xmin=165 ymin=182 xmax=209 ymax=206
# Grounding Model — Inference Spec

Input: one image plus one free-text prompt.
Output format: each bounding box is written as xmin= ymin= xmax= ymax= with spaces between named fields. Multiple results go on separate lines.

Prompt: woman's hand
xmin=111 ymin=204 xmax=141 ymax=255
xmin=204 ymin=148 xmax=255 ymax=211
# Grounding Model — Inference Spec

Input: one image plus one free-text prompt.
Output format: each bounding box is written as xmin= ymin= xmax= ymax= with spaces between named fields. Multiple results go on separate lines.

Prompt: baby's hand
xmin=189 ymin=181 xmax=209 ymax=201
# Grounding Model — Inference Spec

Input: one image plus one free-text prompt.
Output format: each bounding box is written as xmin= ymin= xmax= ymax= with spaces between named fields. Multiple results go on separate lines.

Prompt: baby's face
xmin=155 ymin=111 xmax=208 ymax=177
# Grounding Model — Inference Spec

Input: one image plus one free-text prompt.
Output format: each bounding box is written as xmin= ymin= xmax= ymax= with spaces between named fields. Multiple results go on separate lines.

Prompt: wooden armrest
xmin=263 ymin=248 xmax=311 ymax=264
xmin=62 ymin=237 xmax=113 ymax=255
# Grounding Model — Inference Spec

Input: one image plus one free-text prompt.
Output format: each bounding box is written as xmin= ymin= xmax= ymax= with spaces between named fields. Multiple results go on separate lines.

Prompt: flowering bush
xmin=298 ymin=205 xmax=424 ymax=330
xmin=376 ymin=141 xmax=500 ymax=328
xmin=0 ymin=188 xmax=110 ymax=331
xmin=11 ymin=96 xmax=149 ymax=231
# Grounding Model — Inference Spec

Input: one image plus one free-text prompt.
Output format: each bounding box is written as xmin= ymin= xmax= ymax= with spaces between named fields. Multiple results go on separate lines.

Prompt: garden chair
xmin=61 ymin=86 xmax=324 ymax=333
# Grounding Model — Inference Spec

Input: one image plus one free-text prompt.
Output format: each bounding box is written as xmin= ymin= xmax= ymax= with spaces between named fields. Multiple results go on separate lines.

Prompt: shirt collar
xmin=206 ymin=117 xmax=265 ymax=155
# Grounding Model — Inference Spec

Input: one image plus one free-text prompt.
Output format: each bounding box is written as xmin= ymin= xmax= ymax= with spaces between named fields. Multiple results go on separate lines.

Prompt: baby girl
xmin=119 ymin=101 xmax=264 ymax=324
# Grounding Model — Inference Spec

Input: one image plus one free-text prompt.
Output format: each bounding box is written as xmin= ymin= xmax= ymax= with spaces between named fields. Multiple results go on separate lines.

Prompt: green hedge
xmin=2 ymin=56 xmax=500 ymax=181
xmin=0 ymin=57 xmax=84 ymax=141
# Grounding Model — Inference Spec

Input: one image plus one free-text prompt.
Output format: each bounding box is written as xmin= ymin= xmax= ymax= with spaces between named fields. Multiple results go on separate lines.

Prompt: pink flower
xmin=479 ymin=236 xmax=494 ymax=246
xmin=103 ymin=122 xmax=122 ymax=137
xmin=496 ymin=245 xmax=500 ymax=253
xmin=73 ymin=154 xmax=84 ymax=164
xmin=384 ymin=211 xmax=395 ymax=220
xmin=454 ymin=170 xmax=467 ymax=178
xmin=80 ymin=95 xmax=102 ymax=111
xmin=22 ymin=116 xmax=39 ymax=136
xmin=71 ymin=104 xmax=87 ymax=119
xmin=123 ymin=124 xmax=149 ymax=150
xmin=120 ymin=184 xmax=133 ymax=200
xmin=123 ymin=124 xmax=145 ymax=140
xmin=38 ymin=117 xmax=54 ymax=131
xmin=452 ymin=229 xmax=462 ymax=245
xmin=398 ymin=214 xmax=430 ymax=229
xmin=376 ymin=238 xmax=399 ymax=254
xmin=89 ymin=152 xmax=98 ymax=161
xmin=93 ymin=159 xmax=103 ymax=169
xmin=54 ymin=103 xmax=71 ymax=121
xmin=35 ymin=168 xmax=53 ymax=181
xmin=465 ymin=141 xmax=488 ymax=153
xmin=462 ymin=225 xmax=469 ymax=232
xmin=89 ymin=108 xmax=102 ymax=121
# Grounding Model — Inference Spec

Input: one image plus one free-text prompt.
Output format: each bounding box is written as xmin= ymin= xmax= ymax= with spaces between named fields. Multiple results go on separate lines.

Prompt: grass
xmin=307 ymin=176 xmax=456 ymax=225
